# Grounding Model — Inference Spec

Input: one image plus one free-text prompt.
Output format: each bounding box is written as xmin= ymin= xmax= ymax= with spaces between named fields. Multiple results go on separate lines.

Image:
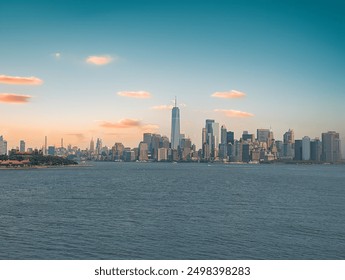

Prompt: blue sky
xmin=1 ymin=0 xmax=344 ymax=151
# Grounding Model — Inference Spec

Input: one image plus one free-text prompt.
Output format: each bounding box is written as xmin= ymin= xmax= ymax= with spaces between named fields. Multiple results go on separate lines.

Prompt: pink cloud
xmin=151 ymin=104 xmax=173 ymax=110
xmin=117 ymin=91 xmax=151 ymax=99
xmin=0 ymin=75 xmax=43 ymax=85
xmin=211 ymin=90 xmax=246 ymax=99
xmin=100 ymin=119 xmax=142 ymax=129
xmin=0 ymin=93 xmax=32 ymax=103
xmin=86 ymin=55 xmax=113 ymax=65
xmin=215 ymin=109 xmax=254 ymax=118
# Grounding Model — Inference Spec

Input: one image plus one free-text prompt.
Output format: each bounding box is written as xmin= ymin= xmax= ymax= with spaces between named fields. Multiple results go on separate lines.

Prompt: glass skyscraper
xmin=171 ymin=99 xmax=180 ymax=150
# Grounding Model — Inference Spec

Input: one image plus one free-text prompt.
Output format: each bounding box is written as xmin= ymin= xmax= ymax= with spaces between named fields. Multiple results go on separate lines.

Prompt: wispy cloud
xmin=100 ymin=119 xmax=142 ymax=129
xmin=151 ymin=104 xmax=173 ymax=110
xmin=0 ymin=93 xmax=32 ymax=103
xmin=211 ymin=90 xmax=246 ymax=99
xmin=117 ymin=91 xmax=151 ymax=99
xmin=0 ymin=75 xmax=43 ymax=85
xmin=99 ymin=119 xmax=159 ymax=132
xmin=215 ymin=109 xmax=254 ymax=118
xmin=86 ymin=55 xmax=113 ymax=65
xmin=66 ymin=133 xmax=86 ymax=141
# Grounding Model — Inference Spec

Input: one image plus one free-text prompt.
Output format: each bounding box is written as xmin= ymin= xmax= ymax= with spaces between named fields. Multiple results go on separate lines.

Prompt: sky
xmin=1 ymin=0 xmax=345 ymax=152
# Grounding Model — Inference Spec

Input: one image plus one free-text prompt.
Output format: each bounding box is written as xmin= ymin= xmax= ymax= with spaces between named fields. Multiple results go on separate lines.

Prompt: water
xmin=0 ymin=162 xmax=344 ymax=259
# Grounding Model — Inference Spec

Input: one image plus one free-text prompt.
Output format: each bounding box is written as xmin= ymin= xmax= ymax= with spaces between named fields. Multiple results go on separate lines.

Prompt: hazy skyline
xmin=1 ymin=0 xmax=344 ymax=150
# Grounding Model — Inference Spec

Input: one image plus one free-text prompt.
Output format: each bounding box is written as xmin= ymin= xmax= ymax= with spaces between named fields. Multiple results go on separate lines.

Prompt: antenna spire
xmin=175 ymin=96 xmax=177 ymax=107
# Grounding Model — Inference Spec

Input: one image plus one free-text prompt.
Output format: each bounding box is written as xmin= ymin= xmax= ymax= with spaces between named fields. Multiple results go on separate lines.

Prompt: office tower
xmin=20 ymin=140 xmax=25 ymax=153
xmin=257 ymin=129 xmax=270 ymax=143
xmin=160 ymin=136 xmax=170 ymax=149
xmin=61 ymin=138 xmax=64 ymax=148
xmin=45 ymin=136 xmax=48 ymax=155
xmin=322 ymin=131 xmax=341 ymax=163
xmin=90 ymin=138 xmax=95 ymax=152
xmin=180 ymin=137 xmax=192 ymax=161
xmin=294 ymin=140 xmax=302 ymax=160
xmin=302 ymin=136 xmax=311 ymax=160
xmin=171 ymin=98 xmax=180 ymax=150
xmin=205 ymin=119 xmax=219 ymax=159
xmin=242 ymin=142 xmax=250 ymax=162
xmin=220 ymin=125 xmax=227 ymax=144
xmin=283 ymin=129 xmax=295 ymax=159
xmin=310 ymin=138 xmax=322 ymax=162
xmin=95 ymin=138 xmax=102 ymax=158
xmin=151 ymin=134 xmax=161 ymax=160
xmin=219 ymin=125 xmax=228 ymax=160
xmin=283 ymin=129 xmax=295 ymax=144
xmin=226 ymin=131 xmax=234 ymax=145
xmin=242 ymin=131 xmax=254 ymax=142
xmin=157 ymin=148 xmax=168 ymax=161
xmin=112 ymin=142 xmax=125 ymax=161
xmin=0 ymin=136 xmax=8 ymax=155
xmin=138 ymin=142 xmax=149 ymax=161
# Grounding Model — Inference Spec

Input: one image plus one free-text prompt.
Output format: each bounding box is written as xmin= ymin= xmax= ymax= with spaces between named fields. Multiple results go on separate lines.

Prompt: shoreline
xmin=0 ymin=164 xmax=92 ymax=170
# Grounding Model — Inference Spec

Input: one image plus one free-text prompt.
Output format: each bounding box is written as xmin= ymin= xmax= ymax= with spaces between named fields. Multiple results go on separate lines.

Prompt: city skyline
xmin=1 ymin=0 xmax=345 ymax=151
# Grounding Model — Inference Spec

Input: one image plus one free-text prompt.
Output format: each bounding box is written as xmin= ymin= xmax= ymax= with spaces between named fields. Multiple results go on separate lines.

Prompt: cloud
xmin=100 ymin=119 xmax=142 ymax=129
xmin=0 ymin=93 xmax=32 ymax=103
xmin=86 ymin=55 xmax=113 ymax=65
xmin=55 ymin=52 xmax=61 ymax=58
xmin=66 ymin=133 xmax=86 ymax=141
xmin=117 ymin=91 xmax=151 ymax=99
xmin=99 ymin=119 xmax=159 ymax=132
xmin=151 ymin=104 xmax=173 ymax=110
xmin=211 ymin=90 xmax=246 ymax=99
xmin=0 ymin=75 xmax=43 ymax=85
xmin=215 ymin=109 xmax=254 ymax=118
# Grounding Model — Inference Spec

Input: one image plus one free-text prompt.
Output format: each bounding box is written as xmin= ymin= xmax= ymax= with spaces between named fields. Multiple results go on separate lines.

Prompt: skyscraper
xmin=0 ymin=136 xmax=8 ymax=155
xmin=171 ymin=98 xmax=180 ymax=150
xmin=302 ymin=136 xmax=311 ymax=160
xmin=322 ymin=131 xmax=341 ymax=163
xmin=20 ymin=140 xmax=26 ymax=153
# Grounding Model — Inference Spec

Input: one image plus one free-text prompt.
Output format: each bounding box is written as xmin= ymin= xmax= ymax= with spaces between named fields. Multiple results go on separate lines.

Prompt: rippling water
xmin=0 ymin=162 xmax=344 ymax=259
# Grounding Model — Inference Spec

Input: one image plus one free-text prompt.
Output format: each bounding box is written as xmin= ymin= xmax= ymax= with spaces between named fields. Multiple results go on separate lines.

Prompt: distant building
xmin=138 ymin=142 xmax=148 ymax=161
xmin=48 ymin=146 xmax=55 ymax=156
xmin=226 ymin=131 xmax=234 ymax=145
xmin=242 ymin=131 xmax=254 ymax=142
xmin=302 ymin=136 xmax=311 ymax=160
xmin=0 ymin=136 xmax=8 ymax=155
xmin=20 ymin=140 xmax=25 ymax=153
xmin=310 ymin=138 xmax=322 ymax=162
xmin=157 ymin=148 xmax=168 ymax=161
xmin=171 ymin=98 xmax=181 ymax=150
xmin=322 ymin=131 xmax=341 ymax=163
xmin=294 ymin=140 xmax=302 ymax=161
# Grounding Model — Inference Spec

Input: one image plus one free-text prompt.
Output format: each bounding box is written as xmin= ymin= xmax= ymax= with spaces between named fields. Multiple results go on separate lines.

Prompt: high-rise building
xmin=283 ymin=129 xmax=295 ymax=144
xmin=90 ymin=138 xmax=95 ymax=152
xmin=0 ymin=136 xmax=8 ymax=155
xmin=170 ymin=98 xmax=180 ymax=150
xmin=322 ymin=131 xmax=341 ymax=163
xmin=219 ymin=125 xmax=228 ymax=160
xmin=257 ymin=129 xmax=270 ymax=143
xmin=302 ymin=136 xmax=311 ymax=160
xmin=204 ymin=119 xmax=219 ymax=159
xmin=310 ymin=138 xmax=322 ymax=162
xmin=20 ymin=140 xmax=25 ymax=153
xmin=294 ymin=140 xmax=302 ymax=161
xmin=242 ymin=131 xmax=254 ymax=142
xmin=226 ymin=131 xmax=234 ymax=145
xmin=138 ymin=142 xmax=149 ymax=161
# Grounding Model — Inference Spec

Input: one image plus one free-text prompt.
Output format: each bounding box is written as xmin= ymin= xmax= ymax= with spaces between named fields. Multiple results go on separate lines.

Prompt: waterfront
xmin=0 ymin=162 xmax=344 ymax=259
